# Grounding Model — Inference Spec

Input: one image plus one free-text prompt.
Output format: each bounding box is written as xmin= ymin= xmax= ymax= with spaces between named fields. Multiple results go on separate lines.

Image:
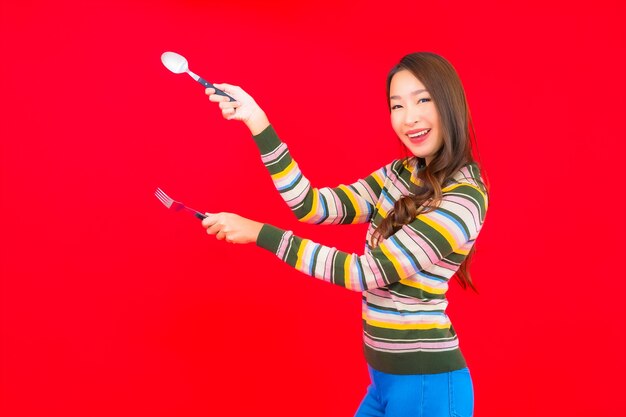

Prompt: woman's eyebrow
xmin=389 ymin=89 xmax=428 ymax=100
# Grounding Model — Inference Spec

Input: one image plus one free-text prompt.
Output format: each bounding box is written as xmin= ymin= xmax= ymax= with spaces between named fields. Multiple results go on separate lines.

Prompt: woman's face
xmin=389 ymin=70 xmax=443 ymax=165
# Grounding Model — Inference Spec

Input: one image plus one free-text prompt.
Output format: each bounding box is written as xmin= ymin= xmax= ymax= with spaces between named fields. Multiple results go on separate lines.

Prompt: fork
xmin=154 ymin=187 xmax=207 ymax=220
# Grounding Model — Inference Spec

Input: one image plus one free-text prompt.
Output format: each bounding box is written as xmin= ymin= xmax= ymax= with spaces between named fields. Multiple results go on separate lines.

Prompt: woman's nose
xmin=404 ymin=108 xmax=420 ymax=125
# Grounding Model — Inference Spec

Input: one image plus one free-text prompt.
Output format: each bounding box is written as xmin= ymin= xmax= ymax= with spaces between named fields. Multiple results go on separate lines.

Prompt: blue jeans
xmin=354 ymin=366 xmax=474 ymax=417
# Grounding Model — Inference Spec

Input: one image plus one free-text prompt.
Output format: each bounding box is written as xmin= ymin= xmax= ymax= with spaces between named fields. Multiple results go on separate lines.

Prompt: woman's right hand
xmin=206 ymin=83 xmax=270 ymax=135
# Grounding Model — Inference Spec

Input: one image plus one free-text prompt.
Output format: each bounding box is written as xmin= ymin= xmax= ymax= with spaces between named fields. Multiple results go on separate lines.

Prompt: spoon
xmin=161 ymin=51 xmax=235 ymax=102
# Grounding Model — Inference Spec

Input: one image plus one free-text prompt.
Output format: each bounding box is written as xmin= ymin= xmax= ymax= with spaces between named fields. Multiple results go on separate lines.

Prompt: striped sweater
xmin=253 ymin=125 xmax=488 ymax=374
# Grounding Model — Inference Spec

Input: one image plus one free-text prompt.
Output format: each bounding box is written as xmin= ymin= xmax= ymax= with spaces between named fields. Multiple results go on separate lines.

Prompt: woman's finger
xmin=213 ymin=83 xmax=238 ymax=94
xmin=206 ymin=87 xmax=229 ymax=102
xmin=207 ymin=220 xmax=224 ymax=234
xmin=221 ymin=108 xmax=236 ymax=119
xmin=203 ymin=213 xmax=226 ymax=235
xmin=218 ymin=101 xmax=239 ymax=110
xmin=208 ymin=94 xmax=231 ymax=103
xmin=201 ymin=213 xmax=217 ymax=229
xmin=216 ymin=229 xmax=227 ymax=241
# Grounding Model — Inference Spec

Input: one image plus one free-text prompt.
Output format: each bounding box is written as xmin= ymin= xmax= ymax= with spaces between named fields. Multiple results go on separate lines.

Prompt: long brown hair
xmin=372 ymin=52 xmax=487 ymax=292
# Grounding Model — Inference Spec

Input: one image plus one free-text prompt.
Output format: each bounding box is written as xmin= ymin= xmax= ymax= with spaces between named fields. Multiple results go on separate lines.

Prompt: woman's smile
xmin=406 ymin=128 xmax=432 ymax=144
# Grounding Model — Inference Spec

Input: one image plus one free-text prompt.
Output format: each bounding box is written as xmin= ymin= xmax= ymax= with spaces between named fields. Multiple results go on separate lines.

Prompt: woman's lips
xmin=407 ymin=129 xmax=431 ymax=144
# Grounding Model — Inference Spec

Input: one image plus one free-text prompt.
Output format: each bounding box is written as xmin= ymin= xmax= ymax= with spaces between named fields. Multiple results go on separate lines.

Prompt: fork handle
xmin=194 ymin=212 xmax=207 ymax=220
xmin=180 ymin=205 xmax=207 ymax=220
xmin=184 ymin=207 xmax=207 ymax=220
xmin=196 ymin=77 xmax=236 ymax=102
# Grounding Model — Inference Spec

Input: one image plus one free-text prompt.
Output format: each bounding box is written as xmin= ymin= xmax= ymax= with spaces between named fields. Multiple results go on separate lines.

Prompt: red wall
xmin=1 ymin=1 xmax=625 ymax=416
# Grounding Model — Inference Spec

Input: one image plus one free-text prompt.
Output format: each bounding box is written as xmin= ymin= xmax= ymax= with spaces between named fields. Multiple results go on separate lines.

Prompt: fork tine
xmin=158 ymin=189 xmax=173 ymax=203
xmin=154 ymin=192 xmax=167 ymax=204
xmin=155 ymin=188 xmax=173 ymax=208
xmin=155 ymin=188 xmax=170 ymax=201
xmin=155 ymin=195 xmax=170 ymax=208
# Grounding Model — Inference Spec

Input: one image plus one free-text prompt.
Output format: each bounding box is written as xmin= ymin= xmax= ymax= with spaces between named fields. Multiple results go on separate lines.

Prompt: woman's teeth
xmin=408 ymin=129 xmax=430 ymax=138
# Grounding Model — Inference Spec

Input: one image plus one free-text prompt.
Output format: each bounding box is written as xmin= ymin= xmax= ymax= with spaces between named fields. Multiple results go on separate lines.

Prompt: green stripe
xmin=363 ymin=344 xmax=466 ymax=375
xmin=395 ymin=163 xmax=413 ymax=190
xmin=370 ymin=246 xmax=399 ymax=285
xmin=449 ymin=185 xmax=487 ymax=219
xmin=284 ymin=235 xmax=301 ymax=266
xmin=251 ymin=124 xmax=282 ymax=154
xmin=265 ymin=149 xmax=293 ymax=174
xmin=364 ymin=172 xmax=384 ymax=202
xmin=446 ymin=252 xmax=465 ymax=264
xmin=410 ymin=218 xmax=452 ymax=258
xmin=256 ymin=224 xmax=285 ymax=254
xmin=365 ymin=302 xmax=445 ymax=315
xmin=332 ymin=251 xmax=348 ymax=287
xmin=294 ymin=189 xmax=314 ymax=219
xmin=363 ymin=325 xmax=457 ymax=341
xmin=387 ymin=282 xmax=446 ymax=299
xmin=333 ymin=187 xmax=357 ymax=224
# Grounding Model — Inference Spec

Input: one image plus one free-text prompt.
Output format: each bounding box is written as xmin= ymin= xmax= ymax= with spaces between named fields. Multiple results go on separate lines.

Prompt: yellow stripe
xmin=299 ymin=189 xmax=319 ymax=223
xmin=270 ymin=159 xmax=296 ymax=181
xmin=455 ymin=247 xmax=470 ymax=255
xmin=338 ymin=184 xmax=362 ymax=224
xmin=397 ymin=278 xmax=446 ymax=295
xmin=295 ymin=239 xmax=310 ymax=271
xmin=343 ymin=255 xmax=352 ymax=290
xmin=372 ymin=171 xmax=384 ymax=188
xmin=363 ymin=317 xmax=450 ymax=331
xmin=442 ymin=182 xmax=484 ymax=194
xmin=379 ymin=243 xmax=406 ymax=280
xmin=420 ymin=215 xmax=457 ymax=248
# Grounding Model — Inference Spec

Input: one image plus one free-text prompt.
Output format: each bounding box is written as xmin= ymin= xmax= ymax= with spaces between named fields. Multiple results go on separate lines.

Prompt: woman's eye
xmin=391 ymin=104 xmax=402 ymax=110
xmin=417 ymin=98 xmax=431 ymax=104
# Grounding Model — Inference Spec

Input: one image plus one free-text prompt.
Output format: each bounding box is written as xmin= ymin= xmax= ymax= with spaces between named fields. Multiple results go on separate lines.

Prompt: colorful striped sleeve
xmin=252 ymin=125 xmax=386 ymax=225
xmin=256 ymin=183 xmax=488 ymax=293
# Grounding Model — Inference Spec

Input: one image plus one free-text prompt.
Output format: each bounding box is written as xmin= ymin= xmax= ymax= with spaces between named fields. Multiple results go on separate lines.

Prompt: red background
xmin=1 ymin=1 xmax=625 ymax=416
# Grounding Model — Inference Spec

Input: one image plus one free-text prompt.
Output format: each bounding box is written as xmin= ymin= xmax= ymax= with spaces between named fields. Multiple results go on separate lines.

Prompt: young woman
xmin=202 ymin=52 xmax=488 ymax=417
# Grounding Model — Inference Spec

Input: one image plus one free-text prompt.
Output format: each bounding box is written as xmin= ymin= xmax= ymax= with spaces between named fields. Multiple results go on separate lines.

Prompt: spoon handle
xmin=196 ymin=77 xmax=236 ymax=102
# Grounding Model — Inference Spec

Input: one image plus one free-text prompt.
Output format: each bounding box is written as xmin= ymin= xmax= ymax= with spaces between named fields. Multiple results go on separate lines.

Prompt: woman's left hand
xmin=202 ymin=212 xmax=264 ymax=244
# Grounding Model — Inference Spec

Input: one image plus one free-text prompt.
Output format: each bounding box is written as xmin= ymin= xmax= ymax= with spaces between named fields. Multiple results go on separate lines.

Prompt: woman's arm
xmin=206 ymin=85 xmax=386 ymax=225
xmin=253 ymin=125 xmax=387 ymax=225
xmin=203 ymin=182 xmax=488 ymax=295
